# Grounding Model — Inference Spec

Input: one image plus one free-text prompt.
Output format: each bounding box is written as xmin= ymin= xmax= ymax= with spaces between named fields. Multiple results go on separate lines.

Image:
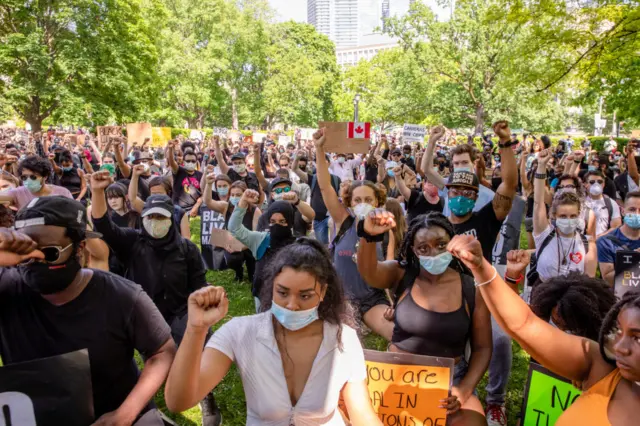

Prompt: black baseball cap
xmin=445 ymin=171 xmax=480 ymax=191
xmin=132 ymin=151 xmax=153 ymax=164
xmin=269 ymin=177 xmax=292 ymax=192
xmin=230 ymin=153 xmax=246 ymax=161
xmin=15 ymin=196 xmax=101 ymax=238
xmin=391 ymin=149 xmax=402 ymax=156
xmin=141 ymin=195 xmax=173 ymax=218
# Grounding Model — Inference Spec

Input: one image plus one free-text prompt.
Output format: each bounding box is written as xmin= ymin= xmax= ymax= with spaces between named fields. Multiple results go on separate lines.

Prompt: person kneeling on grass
xmin=164 ymin=238 xmax=383 ymax=426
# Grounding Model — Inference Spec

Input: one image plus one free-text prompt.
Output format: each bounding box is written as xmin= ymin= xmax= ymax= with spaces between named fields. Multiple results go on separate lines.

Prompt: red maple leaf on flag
xmin=355 ymin=126 xmax=363 ymax=133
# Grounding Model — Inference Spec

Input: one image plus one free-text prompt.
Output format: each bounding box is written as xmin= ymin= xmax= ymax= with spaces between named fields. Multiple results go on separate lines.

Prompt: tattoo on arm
xmin=493 ymin=192 xmax=513 ymax=214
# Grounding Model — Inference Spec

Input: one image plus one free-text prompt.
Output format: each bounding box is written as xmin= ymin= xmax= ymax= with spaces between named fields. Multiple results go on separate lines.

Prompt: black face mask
xmin=299 ymin=164 xmax=307 ymax=171
xmin=19 ymin=252 xmax=81 ymax=295
xmin=269 ymin=223 xmax=293 ymax=241
xmin=491 ymin=177 xmax=502 ymax=191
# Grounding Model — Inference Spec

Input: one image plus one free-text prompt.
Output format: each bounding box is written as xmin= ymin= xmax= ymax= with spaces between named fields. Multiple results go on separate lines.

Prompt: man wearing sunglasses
xmin=584 ymin=170 xmax=621 ymax=236
xmin=0 ymin=196 xmax=176 ymax=425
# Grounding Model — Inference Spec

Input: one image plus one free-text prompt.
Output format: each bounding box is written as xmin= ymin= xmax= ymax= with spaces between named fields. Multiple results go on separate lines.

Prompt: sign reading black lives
xmin=614 ymin=250 xmax=640 ymax=299
xmin=0 ymin=349 xmax=94 ymax=426
xmin=200 ymin=206 xmax=227 ymax=270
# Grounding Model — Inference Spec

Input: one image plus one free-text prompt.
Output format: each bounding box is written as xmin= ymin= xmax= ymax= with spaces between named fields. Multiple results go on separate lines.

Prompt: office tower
xmin=307 ymin=0 xmax=332 ymax=38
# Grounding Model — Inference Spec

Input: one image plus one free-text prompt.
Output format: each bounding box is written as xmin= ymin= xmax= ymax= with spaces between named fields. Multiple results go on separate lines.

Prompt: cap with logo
xmin=445 ymin=171 xmax=480 ymax=191
xmin=142 ymin=194 xmax=174 ymax=218
xmin=14 ymin=196 xmax=101 ymax=238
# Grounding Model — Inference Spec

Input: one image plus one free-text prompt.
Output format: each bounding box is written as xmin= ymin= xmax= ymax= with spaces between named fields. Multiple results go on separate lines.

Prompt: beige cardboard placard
xmin=209 ymin=228 xmax=247 ymax=253
xmin=126 ymin=122 xmax=153 ymax=146
xmin=97 ymin=126 xmax=122 ymax=147
xmin=318 ymin=122 xmax=371 ymax=154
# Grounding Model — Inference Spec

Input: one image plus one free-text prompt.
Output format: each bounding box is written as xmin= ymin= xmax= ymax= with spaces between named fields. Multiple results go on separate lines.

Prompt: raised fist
xmin=363 ymin=209 xmax=396 ymax=236
xmin=187 ymin=286 xmax=229 ymax=331
xmin=492 ymin=121 xmax=511 ymax=142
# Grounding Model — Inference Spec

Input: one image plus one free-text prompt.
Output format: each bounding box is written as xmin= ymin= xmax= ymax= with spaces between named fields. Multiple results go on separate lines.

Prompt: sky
xmin=268 ymin=0 xmax=307 ymax=22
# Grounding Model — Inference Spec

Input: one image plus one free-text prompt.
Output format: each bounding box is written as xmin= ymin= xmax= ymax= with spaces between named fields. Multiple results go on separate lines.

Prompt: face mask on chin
xmin=270 ymin=300 xmax=320 ymax=331
xmin=19 ymin=250 xmax=82 ymax=295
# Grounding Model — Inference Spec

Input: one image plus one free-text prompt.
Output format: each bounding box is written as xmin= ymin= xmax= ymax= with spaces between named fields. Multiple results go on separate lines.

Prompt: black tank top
xmin=59 ymin=168 xmax=82 ymax=195
xmin=392 ymin=273 xmax=475 ymax=358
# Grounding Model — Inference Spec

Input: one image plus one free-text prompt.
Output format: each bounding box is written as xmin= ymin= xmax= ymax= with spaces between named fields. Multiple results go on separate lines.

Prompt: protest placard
xmin=228 ymin=130 xmax=242 ymax=143
xmin=97 ymin=126 xmax=121 ymax=147
xmin=521 ymin=363 xmax=581 ymax=426
xmin=0 ymin=349 xmax=94 ymax=426
xmin=300 ymin=128 xmax=315 ymax=140
xmin=152 ymin=127 xmax=172 ymax=147
xmin=189 ymin=129 xmax=204 ymax=141
xmin=278 ymin=135 xmax=292 ymax=146
xmin=210 ymin=228 xmax=247 ymax=253
xmin=614 ymin=250 xmax=640 ymax=299
xmin=340 ymin=350 xmax=452 ymax=425
xmin=200 ymin=207 xmax=226 ymax=270
xmin=403 ymin=124 xmax=427 ymax=143
xmin=318 ymin=122 xmax=371 ymax=154
xmin=126 ymin=122 xmax=153 ymax=147
xmin=253 ymin=132 xmax=267 ymax=143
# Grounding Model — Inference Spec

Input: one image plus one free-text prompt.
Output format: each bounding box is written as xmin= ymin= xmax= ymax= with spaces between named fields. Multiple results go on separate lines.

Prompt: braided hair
xmin=531 ymin=272 xmax=616 ymax=341
xmin=397 ymin=211 xmax=466 ymax=275
xmin=598 ymin=291 xmax=640 ymax=365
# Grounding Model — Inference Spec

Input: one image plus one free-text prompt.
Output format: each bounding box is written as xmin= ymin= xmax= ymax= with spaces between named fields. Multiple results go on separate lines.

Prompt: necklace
xmin=556 ymin=233 xmax=576 ymax=269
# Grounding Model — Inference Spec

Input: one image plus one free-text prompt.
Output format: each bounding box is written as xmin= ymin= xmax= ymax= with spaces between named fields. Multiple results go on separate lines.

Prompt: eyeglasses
xmin=448 ymin=188 xmax=477 ymax=198
xmin=588 ymin=180 xmax=604 ymax=185
xmin=20 ymin=175 xmax=39 ymax=182
xmin=21 ymin=243 xmax=73 ymax=264
xmin=273 ymin=186 xmax=291 ymax=195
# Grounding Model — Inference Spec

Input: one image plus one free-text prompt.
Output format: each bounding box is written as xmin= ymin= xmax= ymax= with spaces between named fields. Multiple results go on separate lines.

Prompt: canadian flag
xmin=347 ymin=122 xmax=371 ymax=139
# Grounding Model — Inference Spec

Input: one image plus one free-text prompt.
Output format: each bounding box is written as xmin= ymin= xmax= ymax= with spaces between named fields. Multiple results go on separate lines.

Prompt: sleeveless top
xmin=556 ymin=369 xmax=622 ymax=426
xmin=392 ymin=273 xmax=474 ymax=358
xmin=59 ymin=168 xmax=82 ymax=195
xmin=332 ymin=218 xmax=385 ymax=303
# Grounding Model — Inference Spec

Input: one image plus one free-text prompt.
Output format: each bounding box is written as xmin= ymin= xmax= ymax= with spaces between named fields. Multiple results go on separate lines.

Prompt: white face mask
xmin=555 ymin=218 xmax=579 ymax=235
xmin=353 ymin=203 xmax=375 ymax=218
xmin=184 ymin=162 xmax=196 ymax=172
xmin=142 ymin=163 xmax=150 ymax=173
xmin=143 ymin=217 xmax=172 ymax=239
xmin=589 ymin=183 xmax=603 ymax=196
xmin=233 ymin=163 xmax=246 ymax=173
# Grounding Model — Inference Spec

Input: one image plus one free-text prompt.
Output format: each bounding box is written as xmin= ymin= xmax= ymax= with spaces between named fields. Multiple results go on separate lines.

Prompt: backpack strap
xmin=536 ymin=228 xmax=557 ymax=257
xmin=329 ymin=215 xmax=355 ymax=256
xmin=603 ymin=234 xmax=631 ymax=251
xmin=603 ymin=195 xmax=613 ymax=228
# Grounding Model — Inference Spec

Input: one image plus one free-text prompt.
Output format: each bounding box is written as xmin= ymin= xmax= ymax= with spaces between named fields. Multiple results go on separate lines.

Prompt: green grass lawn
xmin=149 ymin=219 xmax=530 ymax=425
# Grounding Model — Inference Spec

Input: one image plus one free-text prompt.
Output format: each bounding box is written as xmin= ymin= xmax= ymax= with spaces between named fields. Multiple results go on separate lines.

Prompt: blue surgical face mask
xmin=387 ymin=169 xmax=394 ymax=177
xmin=588 ymin=165 xmax=597 ymax=172
xmin=24 ymin=177 xmax=43 ymax=193
xmin=454 ymin=166 xmax=472 ymax=173
xmin=448 ymin=196 xmax=476 ymax=216
xmin=418 ymin=252 xmax=453 ymax=275
xmin=217 ymin=187 xmax=229 ymax=197
xmin=624 ymin=214 xmax=640 ymax=229
xmin=270 ymin=300 xmax=319 ymax=331
xmin=229 ymin=196 xmax=241 ymax=206
xmin=62 ymin=166 xmax=73 ymax=172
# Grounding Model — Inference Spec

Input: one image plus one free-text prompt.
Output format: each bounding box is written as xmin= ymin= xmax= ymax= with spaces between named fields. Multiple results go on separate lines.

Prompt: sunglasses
xmin=21 ymin=243 xmax=73 ymax=264
xmin=558 ymin=184 xmax=576 ymax=190
xmin=273 ymin=187 xmax=291 ymax=195
xmin=588 ymin=180 xmax=604 ymax=185
xmin=20 ymin=175 xmax=40 ymax=181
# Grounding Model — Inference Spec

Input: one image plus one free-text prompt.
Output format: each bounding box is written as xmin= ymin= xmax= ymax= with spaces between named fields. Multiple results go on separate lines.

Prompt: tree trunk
xmin=27 ymin=117 xmax=44 ymax=133
xmin=231 ymin=87 xmax=239 ymax=130
xmin=196 ymin=112 xmax=205 ymax=129
xmin=474 ymin=104 xmax=485 ymax=135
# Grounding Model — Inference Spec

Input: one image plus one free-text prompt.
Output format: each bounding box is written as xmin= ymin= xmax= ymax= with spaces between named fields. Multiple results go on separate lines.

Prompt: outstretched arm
xmin=213 ymin=137 xmax=230 ymax=175
xmin=491 ymin=121 xmax=517 ymax=221
xmin=422 ymin=126 xmax=446 ymax=189
xmin=314 ymin=129 xmax=350 ymax=228
xmin=533 ymin=149 xmax=553 ymax=236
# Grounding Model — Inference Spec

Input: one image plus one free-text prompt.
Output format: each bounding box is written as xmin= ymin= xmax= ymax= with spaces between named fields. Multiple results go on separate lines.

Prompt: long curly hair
xmin=342 ymin=180 xmax=387 ymax=208
xmin=531 ymin=272 xmax=616 ymax=341
xmin=599 ymin=290 xmax=640 ymax=365
xmin=397 ymin=211 xmax=466 ymax=275
xmin=259 ymin=237 xmax=356 ymax=350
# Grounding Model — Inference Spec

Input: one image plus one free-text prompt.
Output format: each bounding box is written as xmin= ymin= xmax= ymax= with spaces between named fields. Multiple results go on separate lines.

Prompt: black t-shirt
xmin=451 ymin=202 xmax=503 ymax=261
xmin=407 ymin=189 xmax=443 ymax=224
xmin=0 ymin=269 xmax=171 ymax=418
xmin=172 ymin=166 xmax=203 ymax=210
xmin=227 ymin=169 xmax=260 ymax=192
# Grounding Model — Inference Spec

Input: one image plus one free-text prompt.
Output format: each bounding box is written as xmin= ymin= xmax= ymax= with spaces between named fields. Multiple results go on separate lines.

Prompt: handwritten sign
xmin=614 ymin=250 xmax=640 ymax=299
xmin=403 ymin=124 xmax=426 ymax=143
xmin=189 ymin=130 xmax=204 ymax=141
xmin=318 ymin=122 xmax=371 ymax=154
xmin=521 ymin=363 xmax=581 ymax=426
xmin=278 ymin=135 xmax=292 ymax=146
xmin=126 ymin=122 xmax=153 ymax=146
xmin=0 ymin=350 xmax=94 ymax=426
xmin=152 ymin=127 xmax=172 ymax=147
xmin=299 ymin=128 xmax=315 ymax=140
xmin=340 ymin=350 xmax=452 ymax=425
xmin=200 ymin=206 xmax=226 ymax=270
xmin=96 ymin=126 xmax=121 ymax=147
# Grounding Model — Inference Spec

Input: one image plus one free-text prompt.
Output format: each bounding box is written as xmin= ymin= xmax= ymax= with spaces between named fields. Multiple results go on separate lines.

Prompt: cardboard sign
xmin=340 ymin=350 xmax=452 ymax=425
xmin=0 ymin=349 xmax=94 ymax=426
xmin=228 ymin=130 xmax=242 ymax=143
xmin=521 ymin=363 xmax=581 ymax=426
xmin=210 ymin=228 xmax=247 ymax=253
xmin=300 ymin=128 xmax=315 ymax=140
xmin=253 ymin=133 xmax=267 ymax=143
xmin=189 ymin=130 xmax=204 ymax=141
xmin=278 ymin=135 xmax=292 ymax=146
xmin=96 ymin=126 xmax=121 ymax=147
xmin=126 ymin=122 xmax=153 ymax=146
xmin=614 ymin=250 xmax=640 ymax=299
xmin=152 ymin=127 xmax=172 ymax=147
xmin=318 ymin=122 xmax=371 ymax=154
xmin=403 ymin=124 xmax=426 ymax=142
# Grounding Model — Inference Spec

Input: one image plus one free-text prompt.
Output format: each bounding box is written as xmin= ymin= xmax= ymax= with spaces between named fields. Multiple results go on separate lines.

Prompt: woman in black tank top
xmin=357 ymin=211 xmax=492 ymax=426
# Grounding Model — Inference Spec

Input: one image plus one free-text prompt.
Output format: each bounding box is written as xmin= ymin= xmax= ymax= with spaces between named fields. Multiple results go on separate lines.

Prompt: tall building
xmin=332 ymin=0 xmax=359 ymax=48
xmin=307 ymin=0 xmax=332 ymax=38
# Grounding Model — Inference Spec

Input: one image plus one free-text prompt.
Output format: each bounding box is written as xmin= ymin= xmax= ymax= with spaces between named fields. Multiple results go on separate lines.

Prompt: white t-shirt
xmin=534 ymin=225 xmax=586 ymax=282
xmin=585 ymin=196 xmax=620 ymax=236
xmin=206 ymin=312 xmax=366 ymax=426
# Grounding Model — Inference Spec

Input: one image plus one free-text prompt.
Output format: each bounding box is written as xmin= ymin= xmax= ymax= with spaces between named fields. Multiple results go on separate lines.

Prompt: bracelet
xmin=356 ymin=218 xmax=385 ymax=243
xmin=498 ymin=140 xmax=516 ymax=148
xmin=293 ymin=199 xmax=300 ymax=207
xmin=474 ymin=266 xmax=498 ymax=287
xmin=573 ymin=160 xmax=581 ymax=164
xmin=534 ymin=173 xmax=547 ymax=180
xmin=505 ymin=274 xmax=523 ymax=284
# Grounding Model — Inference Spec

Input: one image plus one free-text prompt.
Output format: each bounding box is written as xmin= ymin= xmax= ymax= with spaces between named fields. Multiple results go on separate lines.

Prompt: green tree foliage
xmin=0 ymin=0 xmax=160 ymax=131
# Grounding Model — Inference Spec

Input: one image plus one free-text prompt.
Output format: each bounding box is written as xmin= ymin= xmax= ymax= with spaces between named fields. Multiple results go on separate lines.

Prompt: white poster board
xmin=403 ymin=124 xmax=426 ymax=143
xmin=278 ymin=135 xmax=292 ymax=146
